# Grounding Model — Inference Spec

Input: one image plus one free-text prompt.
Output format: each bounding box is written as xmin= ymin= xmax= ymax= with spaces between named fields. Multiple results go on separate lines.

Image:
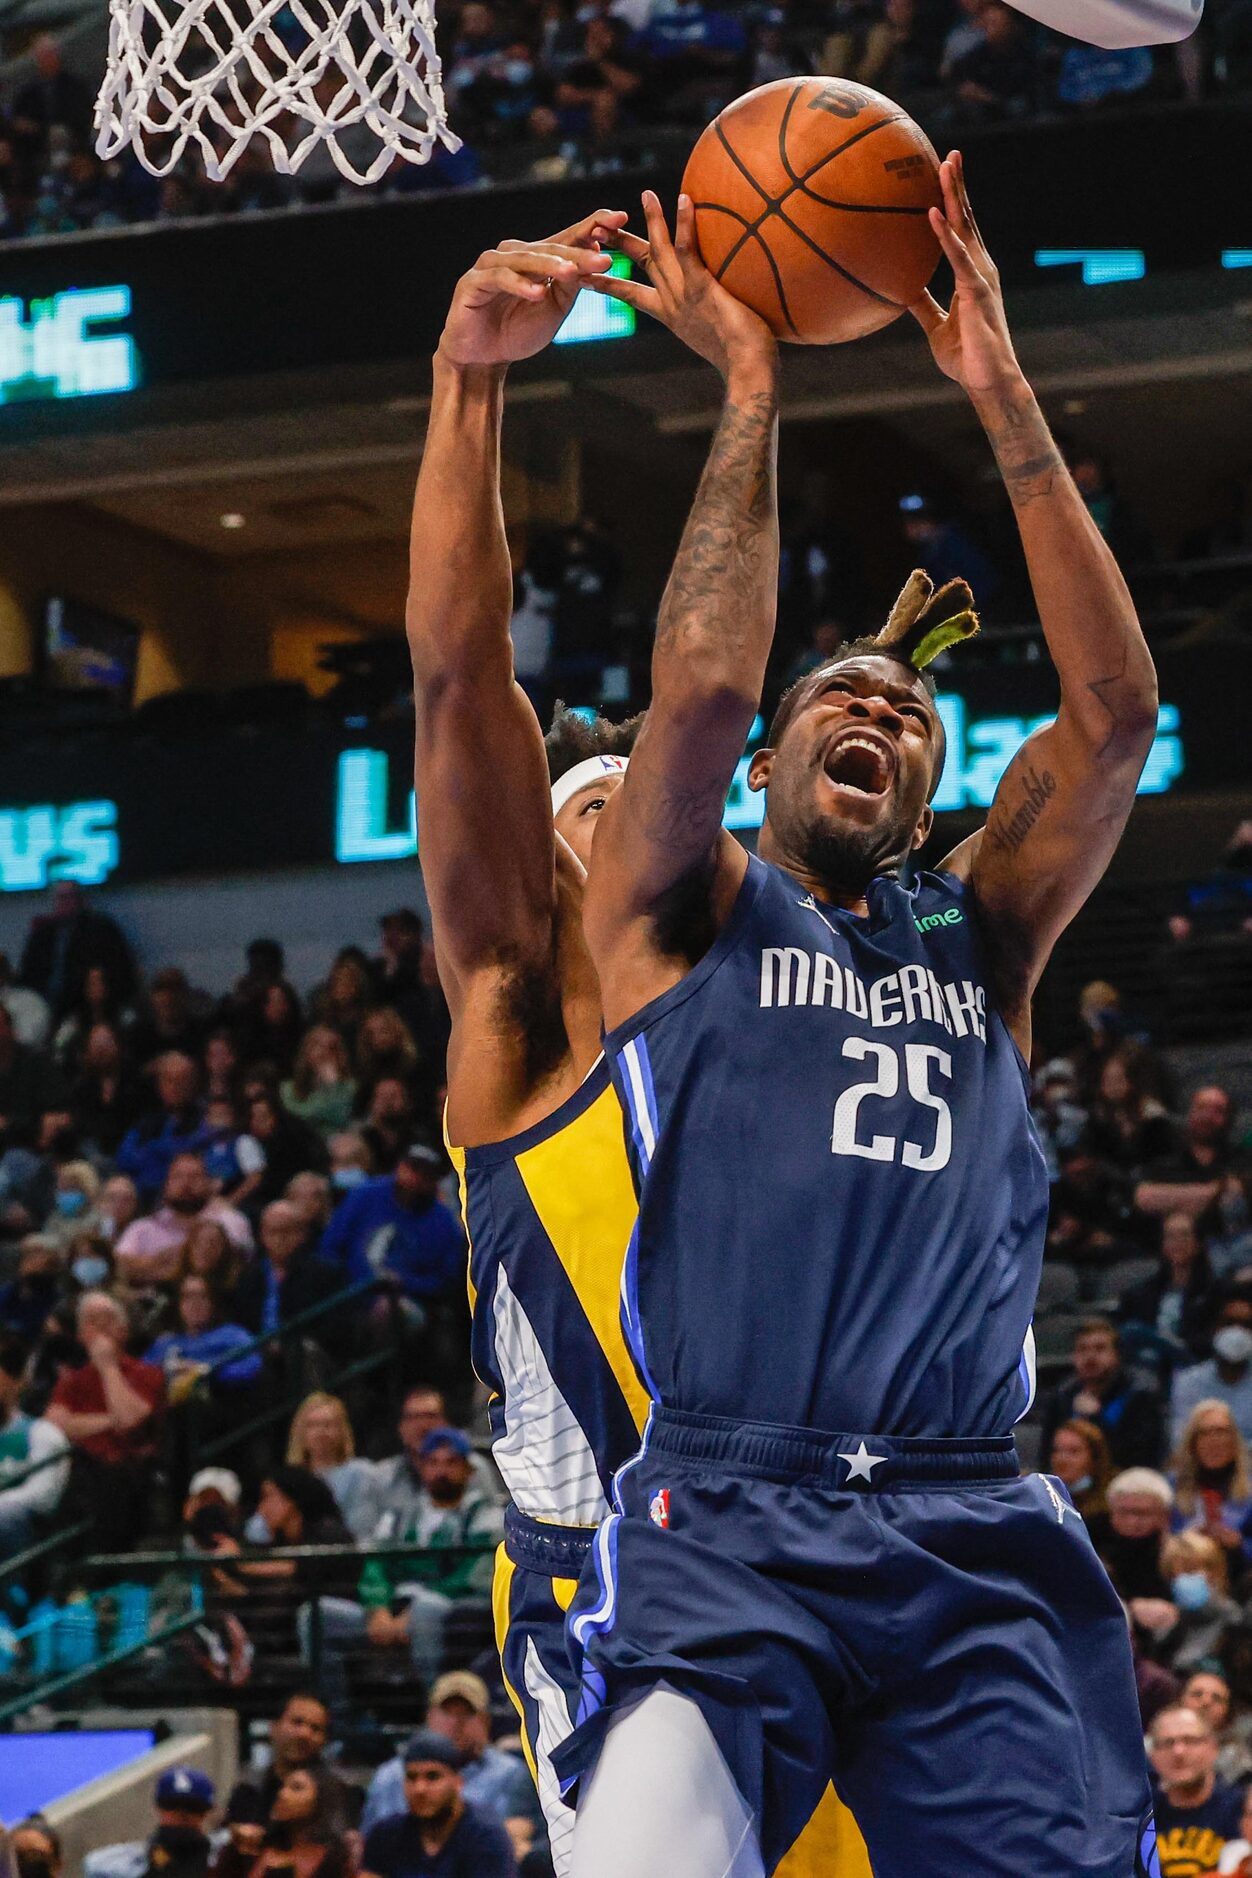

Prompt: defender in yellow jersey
xmin=409 ymin=210 xmax=646 ymax=1877
xmin=412 ymin=208 xmax=869 ymax=1878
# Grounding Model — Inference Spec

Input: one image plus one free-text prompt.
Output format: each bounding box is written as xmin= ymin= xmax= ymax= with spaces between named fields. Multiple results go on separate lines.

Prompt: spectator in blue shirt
xmin=147 ymin=1273 xmax=262 ymax=1392
xmin=361 ymin=1730 xmax=517 ymax=1878
xmin=319 ymin=1144 xmax=463 ymax=1301
xmin=116 ymin=1052 xmax=214 ymax=1200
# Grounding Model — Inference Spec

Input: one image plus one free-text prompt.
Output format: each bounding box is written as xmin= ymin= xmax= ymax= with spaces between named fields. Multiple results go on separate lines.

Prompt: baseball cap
xmin=404 ymin=1142 xmax=443 ymax=1174
xmin=188 ymin=1467 xmax=242 ymax=1506
xmin=402 ymin=1729 xmax=462 ymax=1771
xmin=418 ymin=1426 xmax=472 ymax=1460
xmin=429 ymin=1670 xmax=490 ymax=1715
xmin=156 ymin=1766 xmax=215 ymax=1812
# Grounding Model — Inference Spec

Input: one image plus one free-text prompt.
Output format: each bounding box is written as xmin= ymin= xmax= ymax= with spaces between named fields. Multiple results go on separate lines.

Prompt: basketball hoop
xmin=94 ymin=0 xmax=460 ymax=185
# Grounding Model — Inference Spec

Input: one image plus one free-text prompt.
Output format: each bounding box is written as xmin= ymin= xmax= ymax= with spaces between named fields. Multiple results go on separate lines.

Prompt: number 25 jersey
xmin=608 ymin=854 xmax=1049 ymax=1441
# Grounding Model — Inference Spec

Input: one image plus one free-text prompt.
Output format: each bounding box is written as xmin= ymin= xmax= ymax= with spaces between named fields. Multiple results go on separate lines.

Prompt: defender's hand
xmin=592 ymin=191 xmax=775 ymax=381
xmin=910 ymin=152 xmax=1022 ymax=400
xmin=437 ymin=209 xmax=628 ymax=369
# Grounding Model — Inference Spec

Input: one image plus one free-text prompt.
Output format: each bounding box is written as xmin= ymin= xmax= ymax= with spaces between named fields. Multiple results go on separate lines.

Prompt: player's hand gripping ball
xmin=681 ymin=78 xmax=942 ymax=346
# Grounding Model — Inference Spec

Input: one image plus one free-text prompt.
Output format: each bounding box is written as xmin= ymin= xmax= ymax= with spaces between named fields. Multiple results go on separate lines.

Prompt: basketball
xmin=682 ymin=78 xmax=943 ymax=346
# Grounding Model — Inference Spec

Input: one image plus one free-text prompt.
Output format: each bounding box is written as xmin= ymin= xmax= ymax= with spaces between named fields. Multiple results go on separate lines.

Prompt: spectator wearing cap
xmin=318 ymin=1143 xmax=463 ymax=1301
xmin=116 ymin=1151 xmax=253 ymax=1285
xmin=356 ymin=1425 xmax=503 ymax=1679
xmin=1037 ymin=1319 xmax=1164 ymax=1471
xmin=84 ymin=1766 xmax=216 ymax=1878
xmin=0 ymin=1332 xmax=68 ymax=1556
xmin=362 ymin=1673 xmax=536 ymax=1834
xmin=312 ymin=1411 xmax=501 ymax=1693
xmin=361 ymin=1730 xmax=517 ymax=1878
xmin=46 ymin=1290 xmax=164 ymax=1551
xmin=116 ymin=1055 xmax=215 ymax=1201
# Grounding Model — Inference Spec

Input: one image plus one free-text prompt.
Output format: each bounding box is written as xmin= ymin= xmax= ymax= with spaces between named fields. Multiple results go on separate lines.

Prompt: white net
xmin=94 ymin=0 xmax=460 ymax=184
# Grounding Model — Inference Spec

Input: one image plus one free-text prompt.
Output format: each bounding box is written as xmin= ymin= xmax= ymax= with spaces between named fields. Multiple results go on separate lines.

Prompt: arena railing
xmin=0 ymin=1540 xmax=495 ymax=1726
xmin=0 ymin=1272 xmax=420 ymax=1618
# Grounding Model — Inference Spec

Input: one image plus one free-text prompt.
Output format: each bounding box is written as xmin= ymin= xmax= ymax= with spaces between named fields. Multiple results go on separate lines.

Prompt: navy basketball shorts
xmin=494 ymin=1506 xmax=595 ymax=1878
xmin=553 ymin=1408 xmax=1158 ymax=1878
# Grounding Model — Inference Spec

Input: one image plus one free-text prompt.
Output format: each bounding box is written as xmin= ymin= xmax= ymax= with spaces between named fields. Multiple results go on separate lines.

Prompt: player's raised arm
xmin=583 ymin=194 xmax=779 ymax=1000
xmin=406 ymin=213 xmax=624 ymax=1013
xmin=912 ymin=153 xmax=1158 ymax=1040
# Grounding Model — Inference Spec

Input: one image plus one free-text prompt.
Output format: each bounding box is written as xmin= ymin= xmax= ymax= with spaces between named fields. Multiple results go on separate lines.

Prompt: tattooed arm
xmin=583 ymin=192 xmax=779 ymax=1025
xmin=915 ymin=154 xmax=1157 ymax=1047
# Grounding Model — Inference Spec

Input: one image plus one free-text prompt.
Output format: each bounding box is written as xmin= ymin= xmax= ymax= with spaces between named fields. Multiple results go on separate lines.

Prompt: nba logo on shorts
xmin=649 ymin=1488 xmax=671 ymax=1529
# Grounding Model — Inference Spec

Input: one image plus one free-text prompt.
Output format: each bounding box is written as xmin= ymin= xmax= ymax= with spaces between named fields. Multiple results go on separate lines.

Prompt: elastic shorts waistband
xmin=504 ymin=1505 xmax=597 ymax=1576
xmin=647 ymin=1406 xmax=1020 ymax=1489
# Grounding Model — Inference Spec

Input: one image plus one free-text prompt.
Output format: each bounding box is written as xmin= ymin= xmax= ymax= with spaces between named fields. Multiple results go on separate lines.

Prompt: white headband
xmin=551 ymin=754 xmax=629 ymax=818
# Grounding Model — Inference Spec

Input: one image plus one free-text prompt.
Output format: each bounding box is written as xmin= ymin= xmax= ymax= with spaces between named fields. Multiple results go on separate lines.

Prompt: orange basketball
xmin=682 ymin=78 xmax=943 ymax=346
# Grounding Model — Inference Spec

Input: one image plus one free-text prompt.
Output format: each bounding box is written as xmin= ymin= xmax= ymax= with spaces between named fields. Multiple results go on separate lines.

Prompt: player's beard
xmin=794 ymin=809 xmax=904 ymax=899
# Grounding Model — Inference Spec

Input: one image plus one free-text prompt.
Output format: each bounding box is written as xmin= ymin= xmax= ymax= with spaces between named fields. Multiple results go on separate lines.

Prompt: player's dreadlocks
xmin=545 ymin=702 xmax=645 ymax=784
xmin=767 ymin=568 xmax=979 ymax=748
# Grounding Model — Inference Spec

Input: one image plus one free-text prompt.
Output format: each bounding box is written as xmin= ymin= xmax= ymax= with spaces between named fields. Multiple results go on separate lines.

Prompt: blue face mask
xmin=55 ymin=1190 xmax=89 ymax=1219
xmin=332 ymin=1166 xmax=367 ymax=1192
xmin=72 ymin=1255 xmax=110 ymax=1289
xmin=1172 ymin=1571 xmax=1213 ymax=1613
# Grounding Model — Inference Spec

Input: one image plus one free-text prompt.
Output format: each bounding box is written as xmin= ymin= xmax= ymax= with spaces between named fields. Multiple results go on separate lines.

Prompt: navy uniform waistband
xmin=647 ymin=1405 xmax=1020 ymax=1490
xmin=504 ymin=1505 xmax=597 ymax=1577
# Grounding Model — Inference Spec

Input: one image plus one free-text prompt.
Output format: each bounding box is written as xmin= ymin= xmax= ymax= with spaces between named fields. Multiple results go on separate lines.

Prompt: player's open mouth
xmin=822 ymin=733 xmax=894 ymax=797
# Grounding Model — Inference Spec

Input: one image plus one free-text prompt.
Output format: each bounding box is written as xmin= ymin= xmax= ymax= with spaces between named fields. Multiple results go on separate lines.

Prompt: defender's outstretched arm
xmin=917 ymin=155 xmax=1158 ymax=1034
xmin=407 ymin=214 xmax=623 ymax=1014
xmin=583 ymin=195 xmax=779 ymax=999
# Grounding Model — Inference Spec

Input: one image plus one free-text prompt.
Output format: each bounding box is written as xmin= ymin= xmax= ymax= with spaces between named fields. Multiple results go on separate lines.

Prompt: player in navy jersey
xmin=408 ymin=202 xmax=869 ymax=1878
xmin=556 ymin=157 xmax=1162 ymax=1877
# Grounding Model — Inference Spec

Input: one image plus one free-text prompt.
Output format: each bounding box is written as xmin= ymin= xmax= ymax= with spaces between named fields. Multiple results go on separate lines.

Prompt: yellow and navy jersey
xmin=447 ymin=1057 xmax=650 ymax=1528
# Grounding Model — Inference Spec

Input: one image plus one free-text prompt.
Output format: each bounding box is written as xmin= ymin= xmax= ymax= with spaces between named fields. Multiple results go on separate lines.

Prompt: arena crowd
xmin=0 ymin=0 xmax=1248 ymax=239
xmin=0 ymin=852 xmax=1244 ymax=1870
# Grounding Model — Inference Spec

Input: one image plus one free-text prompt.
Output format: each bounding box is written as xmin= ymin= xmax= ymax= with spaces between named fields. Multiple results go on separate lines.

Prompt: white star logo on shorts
xmin=838 ymin=1441 xmax=886 ymax=1484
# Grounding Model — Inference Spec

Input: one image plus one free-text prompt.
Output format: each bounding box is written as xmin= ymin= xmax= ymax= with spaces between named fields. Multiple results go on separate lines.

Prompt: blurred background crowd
xmin=0 ymin=0 xmax=1250 ymax=237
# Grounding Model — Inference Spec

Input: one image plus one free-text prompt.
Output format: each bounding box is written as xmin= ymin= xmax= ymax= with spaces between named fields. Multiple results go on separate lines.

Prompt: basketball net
xmin=94 ymin=0 xmax=460 ymax=184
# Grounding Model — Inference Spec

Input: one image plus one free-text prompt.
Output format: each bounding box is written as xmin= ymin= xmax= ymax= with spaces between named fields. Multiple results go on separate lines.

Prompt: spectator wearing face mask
xmin=1136 ymin=1532 xmax=1243 ymax=1677
xmin=85 ymin=1767 xmax=217 ymax=1878
xmin=41 ymin=1160 xmax=104 ymax=1250
xmin=1172 ymin=1305 xmax=1252 ymax=1448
